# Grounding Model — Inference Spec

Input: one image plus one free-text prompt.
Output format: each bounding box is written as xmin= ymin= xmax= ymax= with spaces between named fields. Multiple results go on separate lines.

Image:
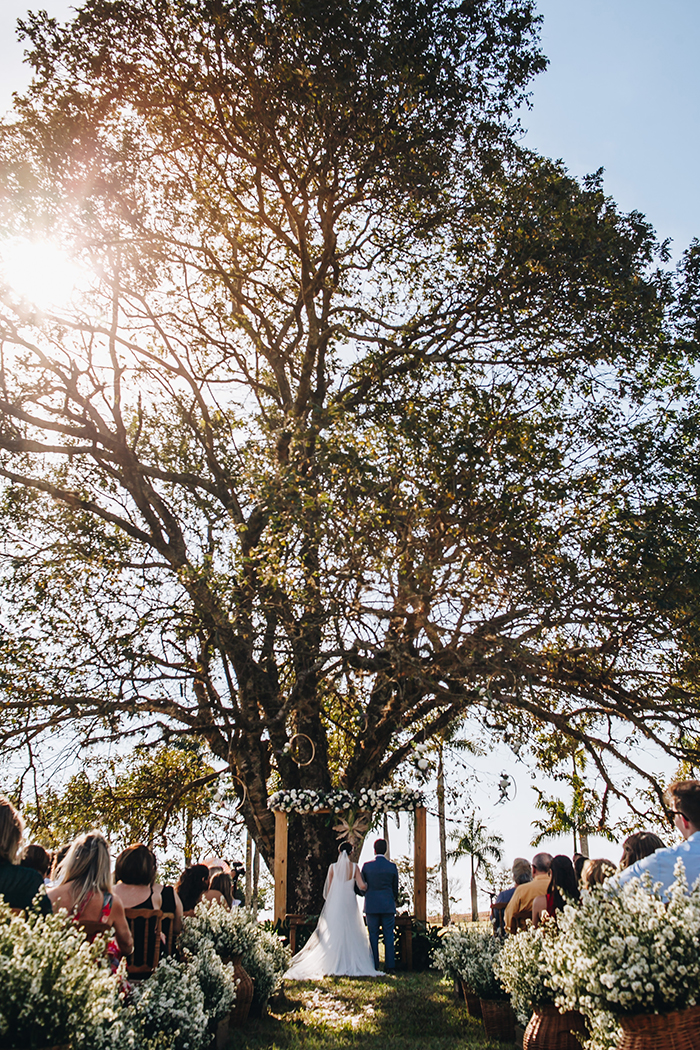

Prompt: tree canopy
xmin=1 ymin=0 xmax=699 ymax=909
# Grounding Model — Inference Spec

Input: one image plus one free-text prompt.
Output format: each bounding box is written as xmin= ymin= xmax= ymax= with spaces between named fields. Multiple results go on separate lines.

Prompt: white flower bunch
xmin=433 ymin=923 xmax=505 ymax=1000
xmin=244 ymin=926 xmax=291 ymax=1002
xmin=495 ymin=921 xmax=558 ymax=1025
xmin=0 ymin=902 xmax=122 ymax=1050
xmin=185 ymin=943 xmax=237 ymax=1027
xmin=180 ymin=904 xmax=290 ymax=1010
xmin=547 ymin=860 xmax=700 ymax=1020
xmin=268 ymin=785 xmax=424 ymax=814
xmin=118 ymin=955 xmax=209 ymax=1050
xmin=180 ymin=900 xmax=259 ymax=960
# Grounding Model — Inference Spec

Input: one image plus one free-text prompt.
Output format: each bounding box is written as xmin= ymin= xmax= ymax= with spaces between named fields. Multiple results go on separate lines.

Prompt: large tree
xmin=0 ymin=0 xmax=699 ymax=910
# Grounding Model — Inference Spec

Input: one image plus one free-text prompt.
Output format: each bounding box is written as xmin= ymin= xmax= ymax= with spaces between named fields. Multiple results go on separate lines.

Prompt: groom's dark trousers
xmin=361 ymin=854 xmax=399 ymax=970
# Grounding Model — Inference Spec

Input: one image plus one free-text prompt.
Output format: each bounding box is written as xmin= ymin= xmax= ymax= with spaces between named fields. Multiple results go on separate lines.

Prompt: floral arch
xmin=268 ymin=787 xmax=428 ymax=923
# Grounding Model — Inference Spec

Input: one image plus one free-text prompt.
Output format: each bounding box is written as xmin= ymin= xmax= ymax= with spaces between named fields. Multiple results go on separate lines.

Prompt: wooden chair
xmin=77 ymin=918 xmax=114 ymax=942
xmin=125 ymin=907 xmax=163 ymax=977
xmin=160 ymin=910 xmax=177 ymax=957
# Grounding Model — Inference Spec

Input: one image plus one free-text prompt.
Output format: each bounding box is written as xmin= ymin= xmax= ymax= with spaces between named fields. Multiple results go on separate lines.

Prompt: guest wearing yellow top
xmin=504 ymin=853 xmax=552 ymax=932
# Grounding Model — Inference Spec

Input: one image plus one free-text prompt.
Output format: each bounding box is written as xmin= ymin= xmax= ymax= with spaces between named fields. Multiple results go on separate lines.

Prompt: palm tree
xmin=450 ymin=811 xmax=504 ymax=922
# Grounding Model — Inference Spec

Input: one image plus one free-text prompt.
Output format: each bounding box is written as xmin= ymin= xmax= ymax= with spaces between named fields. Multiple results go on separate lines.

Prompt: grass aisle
xmin=231 ymin=972 xmax=510 ymax=1049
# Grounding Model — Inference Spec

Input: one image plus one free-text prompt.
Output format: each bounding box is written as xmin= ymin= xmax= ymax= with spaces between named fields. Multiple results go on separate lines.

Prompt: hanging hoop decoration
xmin=229 ymin=775 xmax=249 ymax=813
xmin=289 ymin=733 xmax=316 ymax=767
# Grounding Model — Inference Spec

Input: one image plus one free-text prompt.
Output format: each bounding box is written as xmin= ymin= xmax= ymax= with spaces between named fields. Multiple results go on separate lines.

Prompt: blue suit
xmin=361 ymin=854 xmax=399 ymax=971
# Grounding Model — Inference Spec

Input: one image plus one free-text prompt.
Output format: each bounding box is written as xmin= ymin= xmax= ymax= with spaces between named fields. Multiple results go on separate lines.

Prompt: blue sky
xmin=1 ymin=0 xmax=696 ymax=899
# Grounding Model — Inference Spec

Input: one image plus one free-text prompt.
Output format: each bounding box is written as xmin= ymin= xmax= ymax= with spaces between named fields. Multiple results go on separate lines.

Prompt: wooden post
xmin=274 ymin=810 xmax=288 ymax=923
xmin=414 ymin=805 xmax=427 ymax=923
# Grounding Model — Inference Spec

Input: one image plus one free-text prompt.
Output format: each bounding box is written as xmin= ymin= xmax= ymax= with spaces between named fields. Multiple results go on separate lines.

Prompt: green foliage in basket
xmin=433 ymin=922 xmax=505 ymax=1000
xmin=0 ymin=901 xmax=122 ymax=1050
xmin=495 ymin=920 xmax=558 ymax=1025
xmin=547 ymin=860 xmax=700 ymax=1025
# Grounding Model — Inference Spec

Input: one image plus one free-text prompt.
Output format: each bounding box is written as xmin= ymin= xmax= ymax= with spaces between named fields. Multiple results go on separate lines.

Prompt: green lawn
xmin=230 ymin=972 xmax=513 ymax=1050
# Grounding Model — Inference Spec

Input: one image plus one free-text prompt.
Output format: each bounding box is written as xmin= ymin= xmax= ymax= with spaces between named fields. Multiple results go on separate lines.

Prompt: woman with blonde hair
xmin=48 ymin=832 xmax=133 ymax=958
xmin=0 ymin=796 xmax=52 ymax=913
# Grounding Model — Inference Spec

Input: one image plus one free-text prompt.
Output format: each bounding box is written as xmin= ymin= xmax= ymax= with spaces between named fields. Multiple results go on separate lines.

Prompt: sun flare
xmin=0 ymin=237 xmax=88 ymax=311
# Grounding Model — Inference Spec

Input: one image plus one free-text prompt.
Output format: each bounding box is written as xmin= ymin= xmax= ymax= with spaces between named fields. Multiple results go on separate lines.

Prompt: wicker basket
xmin=480 ymin=998 xmax=516 ymax=1042
xmin=228 ymin=955 xmax=254 ymax=1027
xmin=523 ymin=1006 xmax=587 ymax=1050
xmin=460 ymin=979 xmax=483 ymax=1019
xmin=617 ymin=1003 xmax=700 ymax=1050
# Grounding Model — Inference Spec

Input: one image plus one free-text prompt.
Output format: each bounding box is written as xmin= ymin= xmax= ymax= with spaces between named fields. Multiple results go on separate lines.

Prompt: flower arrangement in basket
xmin=180 ymin=901 xmax=259 ymax=960
xmin=434 ymin=922 xmax=506 ymax=999
xmin=495 ymin=921 xmax=558 ymax=1025
xmin=0 ymin=901 xmax=122 ymax=1050
xmin=181 ymin=903 xmax=290 ymax=1012
xmin=547 ymin=861 xmax=700 ymax=1049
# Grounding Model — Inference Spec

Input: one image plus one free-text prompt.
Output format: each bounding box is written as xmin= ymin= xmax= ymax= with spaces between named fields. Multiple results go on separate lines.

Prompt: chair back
xmin=78 ymin=918 xmax=114 ymax=943
xmin=125 ymin=907 xmax=163 ymax=976
xmin=160 ymin=910 xmax=177 ymax=957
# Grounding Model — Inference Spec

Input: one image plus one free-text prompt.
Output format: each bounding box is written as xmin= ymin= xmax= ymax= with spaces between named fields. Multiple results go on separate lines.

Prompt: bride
xmin=284 ymin=842 xmax=381 ymax=979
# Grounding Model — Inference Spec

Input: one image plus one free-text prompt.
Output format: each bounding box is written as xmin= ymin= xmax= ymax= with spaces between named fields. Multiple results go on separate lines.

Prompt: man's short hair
xmin=532 ymin=852 xmax=553 ymax=873
xmin=374 ymin=838 xmax=388 ymax=855
xmin=668 ymin=780 xmax=700 ymax=829
xmin=512 ymin=857 xmax=532 ymax=885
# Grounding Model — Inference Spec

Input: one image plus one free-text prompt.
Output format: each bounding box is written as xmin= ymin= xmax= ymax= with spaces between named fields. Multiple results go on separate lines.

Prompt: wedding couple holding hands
xmin=285 ymin=838 xmax=399 ymax=980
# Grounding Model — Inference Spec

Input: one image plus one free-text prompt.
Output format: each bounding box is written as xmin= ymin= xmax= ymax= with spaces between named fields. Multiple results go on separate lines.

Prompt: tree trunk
xmin=245 ymin=832 xmax=253 ymax=907
xmin=383 ymin=814 xmax=390 ymax=857
xmin=579 ymin=831 xmax=590 ymax=856
xmin=437 ymin=742 xmax=450 ymax=925
xmin=185 ymin=808 xmax=194 ymax=865
xmin=253 ymin=841 xmax=260 ymax=919
xmin=471 ymin=857 xmax=478 ymax=922
xmin=285 ymin=812 xmax=340 ymax=915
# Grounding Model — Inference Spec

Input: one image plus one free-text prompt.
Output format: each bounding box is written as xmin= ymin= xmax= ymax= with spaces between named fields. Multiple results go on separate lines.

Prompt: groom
xmin=361 ymin=838 xmax=399 ymax=972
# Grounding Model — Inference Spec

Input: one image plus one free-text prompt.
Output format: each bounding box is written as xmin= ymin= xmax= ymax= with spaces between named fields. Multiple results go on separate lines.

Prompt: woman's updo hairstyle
xmin=339 ymin=842 xmax=353 ymax=855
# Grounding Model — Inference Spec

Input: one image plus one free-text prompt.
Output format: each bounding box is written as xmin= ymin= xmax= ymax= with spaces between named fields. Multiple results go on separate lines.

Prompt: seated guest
xmin=48 ymin=831 xmax=133 ymax=960
xmin=618 ymin=831 xmax=665 ymax=871
xmin=491 ymin=858 xmax=531 ymax=935
xmin=504 ymin=852 xmax=552 ymax=932
xmin=532 ymin=855 xmax=580 ymax=927
xmin=573 ymin=853 xmax=588 ymax=884
xmin=581 ymin=858 xmax=616 ymax=890
xmin=207 ymin=871 xmax=234 ymax=908
xmin=614 ymin=781 xmax=700 ymax=897
xmin=0 ymin=797 xmax=52 ymax=914
xmin=20 ymin=843 xmax=52 ymax=882
xmin=176 ymin=863 xmax=212 ymax=915
xmin=113 ymin=843 xmax=183 ymax=938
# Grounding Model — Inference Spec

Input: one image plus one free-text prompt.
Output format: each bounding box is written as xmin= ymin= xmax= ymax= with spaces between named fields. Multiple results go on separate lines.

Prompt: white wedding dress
xmin=284 ymin=852 xmax=381 ymax=979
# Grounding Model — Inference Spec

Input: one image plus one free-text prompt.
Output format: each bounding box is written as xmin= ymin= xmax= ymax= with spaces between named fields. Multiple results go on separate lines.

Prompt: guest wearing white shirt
xmin=615 ymin=780 xmax=700 ymax=897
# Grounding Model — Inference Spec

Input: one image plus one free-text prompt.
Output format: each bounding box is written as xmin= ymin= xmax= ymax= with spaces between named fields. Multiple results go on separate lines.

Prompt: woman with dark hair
xmin=209 ymin=872 xmax=234 ymax=908
xmin=113 ymin=843 xmax=183 ymax=938
xmin=176 ymin=863 xmax=212 ymax=915
xmin=0 ymin=797 xmax=52 ymax=913
xmin=532 ymin=854 xmax=580 ymax=927
xmin=20 ymin=843 xmax=52 ymax=881
xmin=48 ymin=831 xmax=133 ymax=959
xmin=618 ymin=832 xmax=665 ymax=872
